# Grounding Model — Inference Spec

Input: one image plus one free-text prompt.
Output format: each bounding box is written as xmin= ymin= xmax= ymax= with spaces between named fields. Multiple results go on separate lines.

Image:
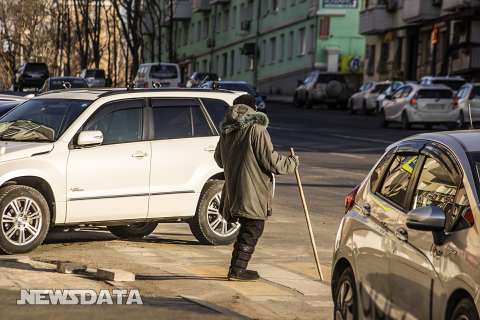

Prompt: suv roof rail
xmin=97 ymin=88 xmax=235 ymax=98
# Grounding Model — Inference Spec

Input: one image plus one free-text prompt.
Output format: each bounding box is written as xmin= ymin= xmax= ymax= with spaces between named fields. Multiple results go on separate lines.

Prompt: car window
xmin=379 ymin=154 xmax=419 ymax=208
xmin=473 ymin=86 xmax=480 ymax=98
xmin=370 ymin=149 xmax=395 ymax=192
xmin=149 ymin=65 xmax=178 ymax=79
xmin=201 ymin=98 xmax=228 ymax=130
xmin=84 ymin=100 xmax=143 ymax=145
xmin=401 ymin=87 xmax=412 ymax=98
xmin=152 ymin=99 xmax=214 ymax=140
xmin=432 ymin=80 xmax=466 ymax=91
xmin=372 ymin=84 xmax=389 ymax=94
xmin=392 ymin=87 xmax=405 ymax=99
xmin=417 ymin=90 xmax=453 ymax=99
xmin=412 ymin=157 xmax=468 ymax=230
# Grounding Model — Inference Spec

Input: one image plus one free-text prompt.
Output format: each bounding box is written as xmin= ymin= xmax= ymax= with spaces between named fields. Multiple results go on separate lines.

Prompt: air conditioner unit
xmin=206 ymin=38 xmax=216 ymax=48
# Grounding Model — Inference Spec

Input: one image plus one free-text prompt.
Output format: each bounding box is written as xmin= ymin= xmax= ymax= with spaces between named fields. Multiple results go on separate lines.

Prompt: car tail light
xmin=453 ymin=96 xmax=459 ymax=109
xmin=462 ymin=208 xmax=475 ymax=227
xmin=410 ymin=95 xmax=418 ymax=107
xmin=345 ymin=185 xmax=360 ymax=214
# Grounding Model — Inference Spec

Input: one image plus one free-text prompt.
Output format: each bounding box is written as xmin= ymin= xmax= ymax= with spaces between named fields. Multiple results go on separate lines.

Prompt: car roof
xmin=402 ymin=83 xmax=453 ymax=91
xmin=421 ymin=76 xmax=465 ymax=81
xmin=34 ymin=88 xmax=241 ymax=101
xmin=402 ymin=130 xmax=480 ymax=153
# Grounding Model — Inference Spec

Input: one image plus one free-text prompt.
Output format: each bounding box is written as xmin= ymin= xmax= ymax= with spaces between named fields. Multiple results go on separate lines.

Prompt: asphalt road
xmin=0 ymin=102 xmax=431 ymax=320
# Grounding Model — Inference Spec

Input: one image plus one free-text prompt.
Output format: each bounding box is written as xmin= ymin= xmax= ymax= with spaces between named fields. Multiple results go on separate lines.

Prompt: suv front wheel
xmin=0 ymin=185 xmax=50 ymax=254
xmin=189 ymin=180 xmax=240 ymax=245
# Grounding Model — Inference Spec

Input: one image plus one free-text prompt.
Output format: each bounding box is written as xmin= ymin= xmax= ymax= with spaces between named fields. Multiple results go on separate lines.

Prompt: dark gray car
xmin=332 ymin=131 xmax=480 ymax=320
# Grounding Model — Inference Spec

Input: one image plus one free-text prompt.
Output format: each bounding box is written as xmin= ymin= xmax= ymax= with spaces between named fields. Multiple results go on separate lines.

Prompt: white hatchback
xmin=134 ymin=63 xmax=182 ymax=88
xmin=0 ymin=88 xmax=242 ymax=254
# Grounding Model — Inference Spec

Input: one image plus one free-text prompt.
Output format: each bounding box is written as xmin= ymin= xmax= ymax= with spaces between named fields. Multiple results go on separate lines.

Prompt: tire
xmin=379 ymin=110 xmax=388 ymax=128
xmin=333 ymin=267 xmax=358 ymax=320
xmin=189 ymin=180 xmax=240 ymax=245
xmin=451 ymin=298 xmax=479 ymax=320
xmin=107 ymin=222 xmax=158 ymax=239
xmin=0 ymin=185 xmax=50 ymax=254
xmin=401 ymin=112 xmax=411 ymax=130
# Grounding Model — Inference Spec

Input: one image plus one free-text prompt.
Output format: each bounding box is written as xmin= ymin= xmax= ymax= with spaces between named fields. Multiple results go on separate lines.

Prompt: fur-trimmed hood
xmin=220 ymin=104 xmax=269 ymax=134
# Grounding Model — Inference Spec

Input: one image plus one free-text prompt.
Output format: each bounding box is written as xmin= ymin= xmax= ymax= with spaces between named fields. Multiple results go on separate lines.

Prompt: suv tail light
xmin=345 ymin=185 xmax=360 ymax=214
xmin=410 ymin=95 xmax=418 ymax=107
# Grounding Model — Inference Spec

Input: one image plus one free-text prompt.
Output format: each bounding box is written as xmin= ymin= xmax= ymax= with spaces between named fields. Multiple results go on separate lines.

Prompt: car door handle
xmin=131 ymin=151 xmax=148 ymax=159
xmin=395 ymin=227 xmax=408 ymax=242
xmin=204 ymin=145 xmax=216 ymax=152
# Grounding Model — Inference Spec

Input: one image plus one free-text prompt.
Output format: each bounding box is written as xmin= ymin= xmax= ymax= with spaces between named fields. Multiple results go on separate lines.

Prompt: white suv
xmin=0 ymin=88 xmax=242 ymax=254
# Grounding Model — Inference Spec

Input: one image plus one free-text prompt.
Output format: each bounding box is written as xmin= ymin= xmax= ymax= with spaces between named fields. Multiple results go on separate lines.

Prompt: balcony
xmin=165 ymin=0 xmax=192 ymax=21
xmin=402 ymin=0 xmax=441 ymax=23
xmin=209 ymin=0 xmax=230 ymax=5
xmin=359 ymin=6 xmax=394 ymax=35
xmin=192 ymin=0 xmax=210 ymax=12
xmin=443 ymin=0 xmax=480 ymax=11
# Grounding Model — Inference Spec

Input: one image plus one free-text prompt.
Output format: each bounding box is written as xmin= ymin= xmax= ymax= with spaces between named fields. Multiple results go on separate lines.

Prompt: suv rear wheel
xmin=0 ymin=185 xmax=50 ymax=254
xmin=189 ymin=180 xmax=240 ymax=245
xmin=107 ymin=222 xmax=158 ymax=239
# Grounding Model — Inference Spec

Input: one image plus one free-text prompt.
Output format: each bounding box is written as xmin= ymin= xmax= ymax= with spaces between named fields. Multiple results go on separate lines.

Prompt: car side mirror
xmin=406 ymin=206 xmax=446 ymax=232
xmin=77 ymin=130 xmax=103 ymax=147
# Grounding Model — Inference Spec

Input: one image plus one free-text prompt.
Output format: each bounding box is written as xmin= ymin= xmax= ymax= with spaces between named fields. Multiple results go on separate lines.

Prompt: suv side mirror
xmin=77 ymin=130 xmax=103 ymax=147
xmin=406 ymin=206 xmax=446 ymax=231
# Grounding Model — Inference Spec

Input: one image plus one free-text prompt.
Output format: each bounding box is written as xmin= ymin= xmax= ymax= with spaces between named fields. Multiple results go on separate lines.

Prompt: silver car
xmin=332 ymin=132 xmax=480 ymax=320
xmin=455 ymin=83 xmax=480 ymax=128
xmin=349 ymin=81 xmax=391 ymax=114
xmin=379 ymin=84 xmax=458 ymax=129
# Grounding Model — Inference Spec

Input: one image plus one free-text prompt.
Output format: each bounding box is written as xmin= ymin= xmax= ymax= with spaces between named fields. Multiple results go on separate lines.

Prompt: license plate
xmin=426 ymin=104 xmax=444 ymax=110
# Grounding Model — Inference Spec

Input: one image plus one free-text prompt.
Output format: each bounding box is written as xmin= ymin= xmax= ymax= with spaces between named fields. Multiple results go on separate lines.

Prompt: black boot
xmin=228 ymin=267 xmax=260 ymax=281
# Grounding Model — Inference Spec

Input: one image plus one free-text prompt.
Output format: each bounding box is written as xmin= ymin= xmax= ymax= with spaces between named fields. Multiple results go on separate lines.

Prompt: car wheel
xmin=379 ymin=110 xmax=388 ymax=128
xmin=0 ymin=185 xmax=50 ymax=254
xmin=107 ymin=222 xmax=158 ymax=239
xmin=451 ymin=298 xmax=479 ymax=320
xmin=189 ymin=180 xmax=240 ymax=245
xmin=401 ymin=112 xmax=411 ymax=130
xmin=362 ymin=100 xmax=369 ymax=114
xmin=334 ymin=267 xmax=358 ymax=320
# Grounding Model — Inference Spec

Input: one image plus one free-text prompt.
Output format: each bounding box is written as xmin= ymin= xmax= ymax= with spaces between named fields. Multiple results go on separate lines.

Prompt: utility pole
xmin=253 ymin=0 xmax=261 ymax=88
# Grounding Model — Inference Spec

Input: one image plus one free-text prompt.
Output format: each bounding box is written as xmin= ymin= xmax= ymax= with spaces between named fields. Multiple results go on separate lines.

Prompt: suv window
xmin=152 ymin=99 xmax=213 ymax=140
xmin=201 ymin=98 xmax=228 ymax=130
xmin=84 ymin=100 xmax=143 ymax=145
xmin=379 ymin=154 xmax=419 ymax=208
xmin=412 ymin=157 xmax=469 ymax=230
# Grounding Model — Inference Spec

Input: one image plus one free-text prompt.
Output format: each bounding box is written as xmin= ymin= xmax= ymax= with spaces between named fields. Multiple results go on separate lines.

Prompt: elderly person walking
xmin=214 ymin=94 xmax=299 ymax=281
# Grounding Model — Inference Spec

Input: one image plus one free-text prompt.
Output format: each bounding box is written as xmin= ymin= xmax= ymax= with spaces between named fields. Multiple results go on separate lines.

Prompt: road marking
xmin=328 ymin=152 xmax=366 ymax=160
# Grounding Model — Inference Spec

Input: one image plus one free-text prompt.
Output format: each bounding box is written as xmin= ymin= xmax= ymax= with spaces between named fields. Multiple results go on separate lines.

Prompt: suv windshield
xmin=150 ymin=65 xmax=178 ymax=79
xmin=0 ymin=99 xmax=90 ymax=142
xmin=25 ymin=63 xmax=48 ymax=73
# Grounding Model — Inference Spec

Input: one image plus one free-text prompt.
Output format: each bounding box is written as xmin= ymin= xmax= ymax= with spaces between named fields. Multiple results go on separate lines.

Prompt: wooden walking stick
xmin=290 ymin=148 xmax=324 ymax=282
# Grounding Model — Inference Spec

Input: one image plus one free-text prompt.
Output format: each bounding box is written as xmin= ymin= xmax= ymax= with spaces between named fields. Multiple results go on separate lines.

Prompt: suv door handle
xmin=132 ymin=151 xmax=148 ymax=159
xmin=204 ymin=145 xmax=216 ymax=152
xmin=395 ymin=227 xmax=408 ymax=242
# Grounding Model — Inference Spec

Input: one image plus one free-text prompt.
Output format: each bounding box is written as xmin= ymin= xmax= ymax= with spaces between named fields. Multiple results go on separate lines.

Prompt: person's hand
xmin=291 ymin=155 xmax=300 ymax=167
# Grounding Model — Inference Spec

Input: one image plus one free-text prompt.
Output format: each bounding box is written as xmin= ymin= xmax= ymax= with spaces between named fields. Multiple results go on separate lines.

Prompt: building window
xmin=183 ymin=25 xmax=189 ymax=46
xmin=261 ymin=39 xmax=267 ymax=65
xmin=270 ymin=37 xmax=277 ymax=64
xmin=217 ymin=12 xmax=222 ymax=32
xmin=288 ymin=31 xmax=294 ymax=59
xmin=319 ymin=16 xmax=330 ymax=38
xmin=299 ymin=28 xmax=306 ymax=56
xmin=222 ymin=52 xmax=228 ymax=77
xmin=272 ymin=0 xmax=279 ymax=12
xmin=223 ymin=9 xmax=229 ymax=32
xmin=202 ymin=59 xmax=208 ymax=72
xmin=279 ymin=34 xmax=285 ymax=61
xmin=232 ymin=6 xmax=237 ymax=30
xmin=190 ymin=23 xmax=195 ymax=44
xmin=281 ymin=0 xmax=287 ymax=9
xmin=366 ymin=44 xmax=376 ymax=76
xmin=307 ymin=24 xmax=315 ymax=53
xmin=216 ymin=55 xmax=220 ymax=74
xmin=196 ymin=21 xmax=201 ymax=41
xmin=204 ymin=17 xmax=210 ymax=38
xmin=238 ymin=49 xmax=243 ymax=74
xmin=377 ymin=41 xmax=390 ymax=74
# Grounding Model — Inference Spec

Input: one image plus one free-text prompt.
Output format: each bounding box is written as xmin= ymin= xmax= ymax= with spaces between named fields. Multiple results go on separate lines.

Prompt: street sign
xmin=323 ymin=0 xmax=358 ymax=8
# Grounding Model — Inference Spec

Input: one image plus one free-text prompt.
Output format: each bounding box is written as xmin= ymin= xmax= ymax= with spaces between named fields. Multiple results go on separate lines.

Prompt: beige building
xmin=360 ymin=0 xmax=480 ymax=82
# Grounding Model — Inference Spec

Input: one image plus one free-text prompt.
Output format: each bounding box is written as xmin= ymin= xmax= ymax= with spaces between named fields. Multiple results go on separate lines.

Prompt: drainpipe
xmin=252 ymin=0 xmax=262 ymax=88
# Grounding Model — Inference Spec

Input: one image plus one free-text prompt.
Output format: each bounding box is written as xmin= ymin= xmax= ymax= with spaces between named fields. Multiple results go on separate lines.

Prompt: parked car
xmin=294 ymin=71 xmax=359 ymax=109
xmin=40 ymin=77 xmax=88 ymax=93
xmin=349 ymin=81 xmax=391 ymax=114
xmin=420 ymin=76 xmax=466 ymax=92
xmin=0 ymin=88 xmax=245 ymax=254
xmin=79 ymin=69 xmax=106 ymax=88
xmin=186 ymin=72 xmax=219 ymax=88
xmin=376 ymin=81 xmax=405 ymax=111
xmin=454 ymin=83 xmax=480 ymax=128
xmin=332 ymin=132 xmax=480 ymax=320
xmin=379 ymin=84 xmax=457 ymax=129
xmin=134 ymin=63 xmax=181 ymax=88
xmin=200 ymin=80 xmax=267 ymax=112
xmin=13 ymin=63 xmax=50 ymax=91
